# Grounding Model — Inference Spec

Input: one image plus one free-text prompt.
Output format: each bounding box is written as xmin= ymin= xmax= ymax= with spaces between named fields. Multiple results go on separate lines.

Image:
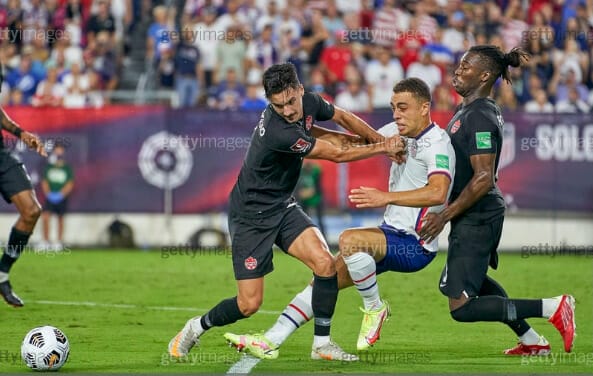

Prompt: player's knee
xmin=339 ymin=229 xmax=362 ymax=257
xmin=237 ymin=296 xmax=262 ymax=317
xmin=22 ymin=202 xmax=42 ymax=223
xmin=311 ymin=251 xmax=335 ymax=276
xmin=449 ymin=298 xmax=477 ymax=322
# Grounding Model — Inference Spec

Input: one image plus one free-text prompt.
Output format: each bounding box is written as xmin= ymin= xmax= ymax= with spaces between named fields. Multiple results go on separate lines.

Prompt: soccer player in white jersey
xmin=224 ymin=77 xmax=455 ymax=359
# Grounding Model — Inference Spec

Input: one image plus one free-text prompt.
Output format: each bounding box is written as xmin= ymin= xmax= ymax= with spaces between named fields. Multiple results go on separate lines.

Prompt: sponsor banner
xmin=1 ymin=108 xmax=590 ymax=213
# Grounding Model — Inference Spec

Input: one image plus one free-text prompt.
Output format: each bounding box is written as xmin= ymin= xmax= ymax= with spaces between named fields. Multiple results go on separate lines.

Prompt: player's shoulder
xmin=425 ymin=123 xmax=451 ymax=144
xmin=377 ymin=122 xmax=398 ymax=137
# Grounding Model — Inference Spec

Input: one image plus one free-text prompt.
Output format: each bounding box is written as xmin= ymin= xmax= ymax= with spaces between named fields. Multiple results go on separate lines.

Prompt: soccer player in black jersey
xmin=168 ymin=63 xmax=404 ymax=361
xmin=419 ymin=46 xmax=576 ymax=355
xmin=0 ymin=68 xmax=47 ymax=307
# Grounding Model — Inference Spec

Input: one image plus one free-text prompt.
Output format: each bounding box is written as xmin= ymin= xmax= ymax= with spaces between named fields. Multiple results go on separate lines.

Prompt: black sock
xmin=312 ymin=273 xmax=338 ymax=337
xmin=451 ymin=296 xmax=543 ymax=323
xmin=0 ymin=228 xmax=31 ymax=273
xmin=479 ymin=276 xmax=531 ymax=336
xmin=200 ymin=296 xmax=246 ymax=330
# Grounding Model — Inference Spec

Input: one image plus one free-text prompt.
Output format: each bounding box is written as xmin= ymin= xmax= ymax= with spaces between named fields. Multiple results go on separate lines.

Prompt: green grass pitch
xmin=0 ymin=249 xmax=591 ymax=373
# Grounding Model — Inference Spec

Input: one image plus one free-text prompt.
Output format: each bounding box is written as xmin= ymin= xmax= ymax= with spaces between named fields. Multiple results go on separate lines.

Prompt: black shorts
xmin=0 ymin=153 xmax=33 ymax=203
xmin=44 ymin=198 xmax=68 ymax=216
xmin=439 ymin=216 xmax=504 ymax=298
xmin=228 ymin=204 xmax=315 ymax=280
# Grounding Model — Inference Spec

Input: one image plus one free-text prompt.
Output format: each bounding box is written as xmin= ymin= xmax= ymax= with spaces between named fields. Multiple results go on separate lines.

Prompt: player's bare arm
xmin=331 ymin=106 xmax=384 ymax=144
xmin=306 ymin=135 xmax=404 ymax=163
xmin=419 ymin=152 xmax=496 ymax=242
xmin=311 ymin=124 xmax=366 ymax=147
xmin=349 ymin=174 xmax=451 ymax=208
xmin=0 ymin=109 xmax=47 ymax=157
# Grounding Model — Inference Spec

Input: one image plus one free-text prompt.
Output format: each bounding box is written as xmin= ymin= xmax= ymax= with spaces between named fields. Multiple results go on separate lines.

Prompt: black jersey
xmin=446 ymin=97 xmax=505 ymax=220
xmin=229 ymin=92 xmax=334 ymax=217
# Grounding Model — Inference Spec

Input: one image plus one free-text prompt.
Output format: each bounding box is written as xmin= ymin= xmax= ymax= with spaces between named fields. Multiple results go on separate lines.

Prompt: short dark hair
xmin=392 ymin=77 xmax=432 ymax=103
xmin=262 ymin=63 xmax=301 ymax=98
xmin=468 ymin=45 xmax=529 ymax=85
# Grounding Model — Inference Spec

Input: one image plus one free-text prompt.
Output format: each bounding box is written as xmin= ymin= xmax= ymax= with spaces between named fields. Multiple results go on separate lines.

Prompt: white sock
xmin=265 ymin=284 xmax=313 ymax=347
xmin=542 ymin=296 xmax=562 ymax=319
xmin=0 ymin=271 xmax=8 ymax=283
xmin=519 ymin=328 xmax=541 ymax=345
xmin=313 ymin=335 xmax=330 ymax=348
xmin=343 ymin=252 xmax=382 ymax=310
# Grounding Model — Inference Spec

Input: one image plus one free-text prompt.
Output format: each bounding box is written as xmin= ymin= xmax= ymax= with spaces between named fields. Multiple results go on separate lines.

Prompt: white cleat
xmin=311 ymin=341 xmax=359 ymax=362
xmin=168 ymin=316 xmax=201 ymax=357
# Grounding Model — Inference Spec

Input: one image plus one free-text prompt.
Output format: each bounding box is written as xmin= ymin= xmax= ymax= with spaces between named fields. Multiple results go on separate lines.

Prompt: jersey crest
xmin=451 ymin=119 xmax=461 ymax=134
xmin=290 ymin=138 xmax=312 ymax=153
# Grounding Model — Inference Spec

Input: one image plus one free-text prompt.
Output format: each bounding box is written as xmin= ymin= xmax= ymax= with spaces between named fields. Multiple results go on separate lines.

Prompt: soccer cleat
xmin=548 ymin=294 xmax=576 ymax=352
xmin=356 ymin=300 xmax=391 ymax=351
xmin=0 ymin=280 xmax=24 ymax=307
xmin=168 ymin=316 xmax=201 ymax=357
xmin=224 ymin=332 xmax=279 ymax=359
xmin=311 ymin=341 xmax=359 ymax=362
xmin=504 ymin=336 xmax=551 ymax=356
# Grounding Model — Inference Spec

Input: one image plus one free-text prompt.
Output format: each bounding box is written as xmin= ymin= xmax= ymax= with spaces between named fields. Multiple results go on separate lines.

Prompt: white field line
xmin=226 ymin=355 xmax=262 ymax=374
xmin=31 ymin=300 xmax=281 ymax=315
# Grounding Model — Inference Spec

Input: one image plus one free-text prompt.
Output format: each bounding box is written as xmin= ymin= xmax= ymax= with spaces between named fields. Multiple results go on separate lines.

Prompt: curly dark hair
xmin=262 ymin=63 xmax=301 ymax=98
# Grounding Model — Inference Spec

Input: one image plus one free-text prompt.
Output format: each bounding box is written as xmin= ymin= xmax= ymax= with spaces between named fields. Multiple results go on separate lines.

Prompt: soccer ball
xmin=21 ymin=326 xmax=70 ymax=371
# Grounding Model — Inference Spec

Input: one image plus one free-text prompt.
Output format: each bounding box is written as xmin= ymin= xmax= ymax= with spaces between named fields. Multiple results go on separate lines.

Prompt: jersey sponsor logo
xmin=435 ymin=154 xmax=449 ymax=169
xmin=305 ymin=115 xmax=313 ymax=131
xmin=290 ymin=138 xmax=312 ymax=153
xmin=475 ymin=132 xmax=492 ymax=149
xmin=450 ymin=120 xmax=461 ymax=134
xmin=245 ymin=256 xmax=258 ymax=270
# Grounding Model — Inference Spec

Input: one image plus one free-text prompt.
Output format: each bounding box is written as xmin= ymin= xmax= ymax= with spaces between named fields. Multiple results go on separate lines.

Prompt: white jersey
xmin=377 ymin=122 xmax=455 ymax=252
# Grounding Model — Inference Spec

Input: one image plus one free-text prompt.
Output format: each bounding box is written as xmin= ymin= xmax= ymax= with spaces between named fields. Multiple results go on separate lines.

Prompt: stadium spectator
xmin=433 ymin=83 xmax=457 ymax=112
xmin=495 ymin=81 xmax=520 ymax=111
xmin=442 ymin=11 xmax=469 ymax=56
xmin=156 ymin=44 xmax=175 ymax=89
xmin=64 ymin=0 xmax=87 ymax=47
xmin=62 ymin=62 xmax=91 ymax=108
xmin=275 ymin=5 xmax=301 ymax=43
xmin=245 ymin=23 xmax=279 ymax=81
xmin=307 ymin=67 xmax=333 ymax=102
xmin=549 ymin=68 xmax=589 ymax=104
xmin=255 ymin=0 xmax=280 ymax=36
xmin=321 ymin=0 xmax=344 ymax=47
xmin=364 ymin=45 xmax=403 ymax=110
xmin=91 ymin=31 xmax=119 ymax=97
xmin=394 ymin=16 xmax=430 ymax=71
xmin=556 ymin=87 xmax=591 ymax=113
xmin=524 ymin=88 xmax=554 ymax=113
xmin=21 ymin=0 xmax=49 ymax=45
xmin=32 ymin=66 xmax=65 ymax=107
xmin=5 ymin=52 xmax=44 ymax=105
xmin=41 ymin=143 xmax=74 ymax=252
xmin=406 ymin=50 xmax=442 ymax=93
xmin=175 ymin=26 xmax=203 ymax=108
xmin=0 ymin=99 xmax=47 ymax=307
xmin=299 ymin=9 xmax=328 ymax=67
xmin=372 ymin=0 xmax=409 ymax=47
xmin=215 ymin=0 xmax=249 ymax=36
xmin=86 ymin=0 xmax=116 ymax=46
xmin=419 ymin=45 xmax=576 ymax=357
xmin=500 ymin=0 xmax=529 ymax=52
xmin=192 ymin=5 xmax=220 ymax=88
xmin=239 ymin=82 xmax=267 ymax=111
xmin=216 ymin=24 xmax=248 ymax=82
xmin=207 ymin=67 xmax=245 ymax=110
xmin=334 ymin=77 xmax=371 ymax=113
xmin=146 ymin=5 xmax=174 ymax=63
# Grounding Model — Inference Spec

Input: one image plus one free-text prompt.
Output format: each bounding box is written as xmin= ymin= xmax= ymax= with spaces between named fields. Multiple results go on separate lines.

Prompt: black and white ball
xmin=21 ymin=326 xmax=70 ymax=371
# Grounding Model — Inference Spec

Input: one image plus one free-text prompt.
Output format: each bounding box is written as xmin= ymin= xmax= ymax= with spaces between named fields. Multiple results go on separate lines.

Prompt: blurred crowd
xmin=1 ymin=0 xmax=593 ymax=113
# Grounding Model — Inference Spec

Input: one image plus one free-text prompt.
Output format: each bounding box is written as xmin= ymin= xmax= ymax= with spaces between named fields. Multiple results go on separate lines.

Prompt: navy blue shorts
xmin=375 ymin=223 xmax=436 ymax=274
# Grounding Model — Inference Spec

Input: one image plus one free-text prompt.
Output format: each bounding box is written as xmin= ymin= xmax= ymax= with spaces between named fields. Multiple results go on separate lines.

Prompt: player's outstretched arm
xmin=0 ymin=108 xmax=47 ymax=157
xmin=306 ymin=135 xmax=403 ymax=163
xmin=349 ymin=174 xmax=451 ymax=208
xmin=331 ymin=106 xmax=384 ymax=144
xmin=311 ymin=125 xmax=366 ymax=147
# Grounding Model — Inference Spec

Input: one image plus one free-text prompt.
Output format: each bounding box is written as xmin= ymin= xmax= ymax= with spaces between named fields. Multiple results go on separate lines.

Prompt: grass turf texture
xmin=0 ymin=249 xmax=591 ymax=373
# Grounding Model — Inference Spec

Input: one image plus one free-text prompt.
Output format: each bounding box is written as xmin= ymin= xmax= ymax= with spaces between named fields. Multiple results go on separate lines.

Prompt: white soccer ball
xmin=21 ymin=326 xmax=70 ymax=371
